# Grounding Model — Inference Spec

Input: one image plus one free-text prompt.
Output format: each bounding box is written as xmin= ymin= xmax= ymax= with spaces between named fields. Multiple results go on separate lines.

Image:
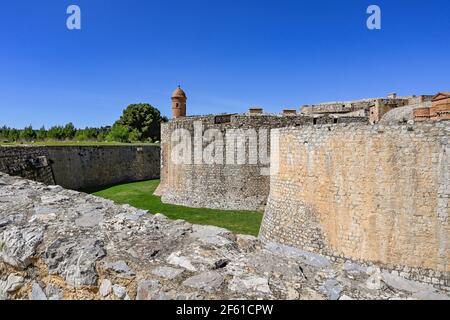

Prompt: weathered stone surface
xmin=99 ymin=279 xmax=112 ymax=297
xmin=5 ymin=274 xmax=24 ymax=293
xmin=189 ymin=225 xmax=233 ymax=247
xmin=229 ymin=276 xmax=271 ymax=295
xmin=412 ymin=290 xmax=450 ymax=301
xmin=381 ymin=271 xmax=432 ymax=293
xmin=182 ymin=272 xmax=224 ymax=292
xmin=151 ymin=266 xmax=184 ymax=280
xmin=112 ymin=284 xmax=127 ymax=299
xmin=104 ymin=261 xmax=135 ymax=277
xmin=343 ymin=261 xmax=368 ymax=274
xmin=0 ymin=273 xmax=25 ymax=298
xmin=0 ymin=226 xmax=44 ymax=269
xmin=265 ymin=242 xmax=331 ymax=269
xmin=44 ymin=238 xmax=106 ymax=288
xmin=45 ymin=284 xmax=63 ymax=300
xmin=136 ymin=280 xmax=161 ymax=300
xmin=30 ymin=282 xmax=47 ymax=300
xmin=0 ymin=173 xmax=449 ymax=300
xmin=366 ymin=273 xmax=383 ymax=291
xmin=320 ymin=280 xmax=343 ymax=300
xmin=166 ymin=252 xmax=197 ymax=272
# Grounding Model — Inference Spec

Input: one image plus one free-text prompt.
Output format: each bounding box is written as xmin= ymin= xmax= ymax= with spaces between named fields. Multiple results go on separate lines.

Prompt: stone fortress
xmin=0 ymin=87 xmax=449 ymax=300
xmin=157 ymin=87 xmax=450 ymax=288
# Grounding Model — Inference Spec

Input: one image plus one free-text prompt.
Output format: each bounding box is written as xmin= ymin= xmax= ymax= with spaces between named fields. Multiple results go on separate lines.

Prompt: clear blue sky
xmin=1 ymin=0 xmax=449 ymax=128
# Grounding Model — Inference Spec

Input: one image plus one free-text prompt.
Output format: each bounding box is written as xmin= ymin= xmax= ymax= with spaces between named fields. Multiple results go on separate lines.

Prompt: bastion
xmin=259 ymin=121 xmax=450 ymax=287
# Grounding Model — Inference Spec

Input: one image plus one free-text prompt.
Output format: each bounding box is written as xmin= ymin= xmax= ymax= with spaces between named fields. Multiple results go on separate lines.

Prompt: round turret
xmin=172 ymin=86 xmax=187 ymax=119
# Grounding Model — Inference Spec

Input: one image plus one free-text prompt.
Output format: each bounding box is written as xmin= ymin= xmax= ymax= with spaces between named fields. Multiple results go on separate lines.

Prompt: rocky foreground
xmin=0 ymin=173 xmax=449 ymax=300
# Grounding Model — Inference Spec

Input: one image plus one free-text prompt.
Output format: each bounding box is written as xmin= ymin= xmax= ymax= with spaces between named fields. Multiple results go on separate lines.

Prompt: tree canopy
xmin=116 ymin=104 xmax=168 ymax=142
xmin=1 ymin=103 xmax=167 ymax=144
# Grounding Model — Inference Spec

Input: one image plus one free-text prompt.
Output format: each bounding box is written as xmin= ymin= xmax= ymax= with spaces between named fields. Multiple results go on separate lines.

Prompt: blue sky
xmin=1 ymin=0 xmax=449 ymax=128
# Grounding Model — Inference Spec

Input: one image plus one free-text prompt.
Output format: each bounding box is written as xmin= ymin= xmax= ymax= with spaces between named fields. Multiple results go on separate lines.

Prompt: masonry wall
xmin=0 ymin=146 xmax=55 ymax=185
xmin=259 ymin=122 xmax=450 ymax=286
xmin=157 ymin=114 xmax=368 ymax=211
xmin=0 ymin=145 xmax=160 ymax=190
xmin=157 ymin=115 xmax=313 ymax=211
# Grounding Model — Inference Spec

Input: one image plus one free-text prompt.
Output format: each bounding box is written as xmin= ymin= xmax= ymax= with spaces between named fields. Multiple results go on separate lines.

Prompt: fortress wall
xmin=157 ymin=115 xmax=319 ymax=211
xmin=0 ymin=145 xmax=160 ymax=190
xmin=260 ymin=122 xmax=450 ymax=286
xmin=0 ymin=146 xmax=55 ymax=185
xmin=301 ymin=98 xmax=411 ymax=115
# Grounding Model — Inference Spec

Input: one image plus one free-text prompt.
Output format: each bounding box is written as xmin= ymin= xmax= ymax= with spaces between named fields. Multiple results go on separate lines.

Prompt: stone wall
xmin=0 ymin=145 xmax=160 ymax=190
xmin=1 ymin=172 xmax=449 ymax=300
xmin=156 ymin=114 xmax=366 ymax=211
xmin=259 ymin=122 xmax=450 ymax=287
xmin=0 ymin=146 xmax=55 ymax=185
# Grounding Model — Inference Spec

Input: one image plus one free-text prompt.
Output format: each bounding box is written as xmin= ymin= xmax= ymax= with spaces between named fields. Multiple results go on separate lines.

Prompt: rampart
xmin=259 ymin=122 xmax=450 ymax=286
xmin=156 ymin=114 xmax=367 ymax=211
xmin=0 ymin=145 xmax=160 ymax=190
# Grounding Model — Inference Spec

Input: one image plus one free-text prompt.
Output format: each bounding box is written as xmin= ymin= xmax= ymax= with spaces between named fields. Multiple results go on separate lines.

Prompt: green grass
xmin=86 ymin=180 xmax=263 ymax=236
xmin=1 ymin=141 xmax=158 ymax=146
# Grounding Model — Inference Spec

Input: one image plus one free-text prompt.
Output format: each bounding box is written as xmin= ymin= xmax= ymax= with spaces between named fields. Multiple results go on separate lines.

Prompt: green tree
xmin=0 ymin=126 xmax=9 ymax=142
xmin=75 ymin=127 xmax=99 ymax=141
xmin=116 ymin=104 xmax=166 ymax=142
xmin=63 ymin=122 xmax=76 ymax=140
xmin=20 ymin=125 xmax=36 ymax=141
xmin=36 ymin=126 xmax=47 ymax=141
xmin=106 ymin=124 xmax=130 ymax=143
xmin=47 ymin=126 xmax=64 ymax=140
xmin=129 ymin=129 xmax=140 ymax=142
xmin=8 ymin=129 xmax=20 ymax=142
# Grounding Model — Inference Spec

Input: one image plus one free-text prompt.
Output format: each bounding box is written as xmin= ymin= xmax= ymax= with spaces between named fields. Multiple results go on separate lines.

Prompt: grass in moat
xmin=85 ymin=180 xmax=263 ymax=236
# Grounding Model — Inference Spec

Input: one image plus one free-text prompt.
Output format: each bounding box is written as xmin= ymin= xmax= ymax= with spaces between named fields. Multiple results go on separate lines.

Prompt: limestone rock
xmin=44 ymin=238 xmax=106 ymax=288
xmin=112 ymin=284 xmax=127 ymax=299
xmin=75 ymin=211 xmax=103 ymax=227
xmin=182 ymin=271 xmax=224 ymax=292
xmin=412 ymin=290 xmax=450 ymax=301
xmin=45 ymin=284 xmax=63 ymax=300
xmin=343 ymin=261 xmax=368 ymax=274
xmin=151 ymin=266 xmax=184 ymax=280
xmin=189 ymin=225 xmax=233 ymax=247
xmin=381 ymin=271 xmax=430 ymax=293
xmin=236 ymin=234 xmax=259 ymax=252
xmin=30 ymin=282 xmax=47 ymax=300
xmin=366 ymin=272 xmax=383 ymax=290
xmin=0 ymin=172 xmax=449 ymax=301
xmin=136 ymin=280 xmax=161 ymax=300
xmin=320 ymin=279 xmax=343 ymax=300
xmin=167 ymin=252 xmax=197 ymax=272
xmin=229 ymin=275 xmax=271 ymax=295
xmin=104 ymin=260 xmax=135 ymax=277
xmin=265 ymin=242 xmax=331 ymax=269
xmin=99 ymin=279 xmax=112 ymax=297
xmin=0 ymin=225 xmax=45 ymax=269
xmin=5 ymin=274 xmax=25 ymax=292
